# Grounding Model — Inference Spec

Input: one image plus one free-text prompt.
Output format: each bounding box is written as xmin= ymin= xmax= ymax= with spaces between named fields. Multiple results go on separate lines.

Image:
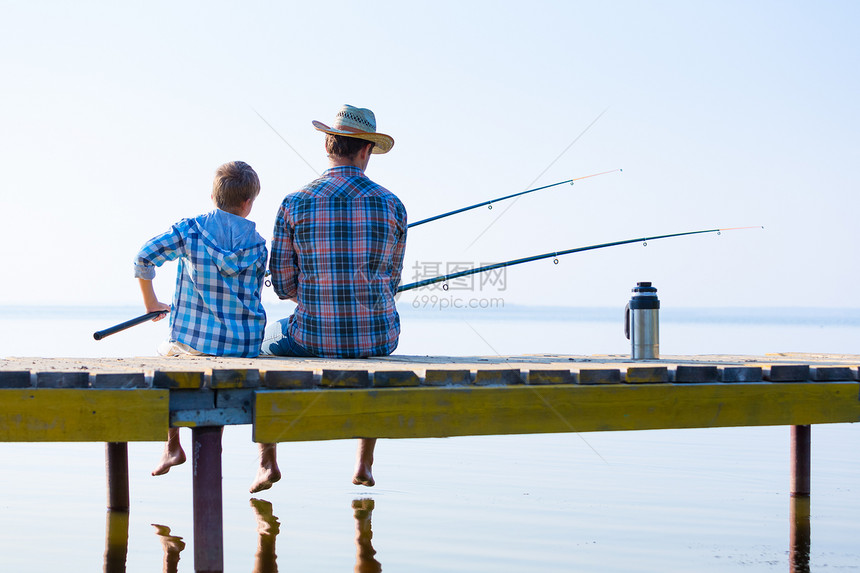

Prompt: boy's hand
xmin=147 ymin=302 xmax=171 ymax=321
xmin=138 ymin=278 xmax=171 ymax=321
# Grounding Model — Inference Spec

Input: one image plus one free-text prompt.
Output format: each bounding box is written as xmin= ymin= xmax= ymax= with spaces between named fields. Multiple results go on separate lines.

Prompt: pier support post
xmin=790 ymin=425 xmax=811 ymax=496
xmin=105 ymin=442 xmax=129 ymax=511
xmin=192 ymin=426 xmax=224 ymax=573
xmin=789 ymin=424 xmax=811 ymax=571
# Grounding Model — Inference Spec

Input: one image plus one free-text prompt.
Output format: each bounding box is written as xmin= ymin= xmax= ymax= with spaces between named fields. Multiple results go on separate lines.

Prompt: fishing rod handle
xmin=93 ymin=311 xmax=168 ymax=341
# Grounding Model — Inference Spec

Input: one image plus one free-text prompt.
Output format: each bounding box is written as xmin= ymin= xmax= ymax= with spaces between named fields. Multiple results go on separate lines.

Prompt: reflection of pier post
xmin=104 ymin=509 xmax=129 ymax=573
xmin=192 ymin=426 xmax=224 ymax=573
xmin=790 ymin=495 xmax=811 ymax=573
xmin=790 ymin=425 xmax=811 ymax=573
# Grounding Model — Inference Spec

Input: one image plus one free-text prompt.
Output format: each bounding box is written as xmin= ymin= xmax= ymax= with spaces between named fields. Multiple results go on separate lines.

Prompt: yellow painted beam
xmin=0 ymin=389 xmax=169 ymax=442
xmin=254 ymin=383 xmax=860 ymax=443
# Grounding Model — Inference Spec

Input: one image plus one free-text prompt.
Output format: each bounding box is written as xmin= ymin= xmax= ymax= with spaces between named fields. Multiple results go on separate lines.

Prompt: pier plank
xmin=36 ymin=371 xmax=90 ymax=388
xmin=262 ymin=370 xmax=315 ymax=389
xmin=253 ymin=381 xmax=860 ymax=442
xmin=577 ymin=369 xmax=622 ymax=384
xmin=92 ymin=372 xmax=147 ymax=389
xmin=767 ymin=365 xmax=811 ymax=382
xmin=527 ymin=370 xmax=576 ymax=385
xmin=321 ymin=370 xmax=371 ymax=388
xmin=373 ymin=371 xmax=421 ymax=387
xmin=811 ymin=366 xmax=856 ymax=381
xmin=625 ymin=366 xmax=669 ymax=384
xmin=0 ymin=389 xmax=168 ymax=441
xmin=153 ymin=370 xmax=204 ymax=389
xmin=721 ymin=367 xmax=763 ymax=382
xmin=211 ymin=369 xmax=260 ymax=389
xmin=0 ymin=371 xmax=31 ymax=388
xmin=674 ymin=366 xmax=720 ymax=383
xmin=424 ymin=370 xmax=471 ymax=386
xmin=474 ymin=369 xmax=523 ymax=386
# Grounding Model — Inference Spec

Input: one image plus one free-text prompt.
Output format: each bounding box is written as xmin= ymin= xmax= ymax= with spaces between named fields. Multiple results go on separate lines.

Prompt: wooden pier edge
xmin=252 ymin=382 xmax=860 ymax=442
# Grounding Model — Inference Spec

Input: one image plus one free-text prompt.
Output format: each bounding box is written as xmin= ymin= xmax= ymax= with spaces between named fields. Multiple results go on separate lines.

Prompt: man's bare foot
xmin=352 ymin=464 xmax=375 ymax=487
xmin=250 ymin=465 xmax=281 ymax=493
xmin=250 ymin=443 xmax=281 ymax=493
xmin=353 ymin=438 xmax=376 ymax=487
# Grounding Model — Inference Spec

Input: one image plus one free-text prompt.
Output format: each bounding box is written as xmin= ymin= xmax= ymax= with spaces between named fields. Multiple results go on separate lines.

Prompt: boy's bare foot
xmin=152 ymin=428 xmax=186 ymax=476
xmin=250 ymin=465 xmax=282 ymax=493
xmin=151 ymin=446 xmax=186 ymax=476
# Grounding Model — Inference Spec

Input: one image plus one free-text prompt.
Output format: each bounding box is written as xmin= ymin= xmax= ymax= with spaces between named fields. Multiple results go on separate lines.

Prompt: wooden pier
xmin=1 ymin=352 xmax=858 ymax=571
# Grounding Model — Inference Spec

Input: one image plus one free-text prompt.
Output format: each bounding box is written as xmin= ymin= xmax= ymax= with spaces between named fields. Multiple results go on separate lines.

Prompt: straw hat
xmin=312 ymin=104 xmax=394 ymax=154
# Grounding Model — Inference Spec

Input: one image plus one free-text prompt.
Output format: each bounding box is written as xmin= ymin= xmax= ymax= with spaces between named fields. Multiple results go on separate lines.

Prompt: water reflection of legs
xmin=104 ymin=510 xmax=129 ymax=573
xmin=250 ymin=498 xmax=280 ymax=573
xmin=152 ymin=524 xmax=186 ymax=573
xmin=353 ymin=498 xmax=381 ymax=573
xmin=790 ymin=495 xmax=811 ymax=573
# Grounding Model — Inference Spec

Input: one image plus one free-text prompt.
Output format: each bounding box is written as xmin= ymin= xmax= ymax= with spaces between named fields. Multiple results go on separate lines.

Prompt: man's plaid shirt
xmin=134 ymin=209 xmax=268 ymax=357
xmin=270 ymin=166 xmax=407 ymax=358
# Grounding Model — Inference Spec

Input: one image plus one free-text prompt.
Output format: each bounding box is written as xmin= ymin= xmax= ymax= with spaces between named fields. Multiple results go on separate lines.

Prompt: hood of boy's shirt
xmin=192 ymin=209 xmax=266 ymax=277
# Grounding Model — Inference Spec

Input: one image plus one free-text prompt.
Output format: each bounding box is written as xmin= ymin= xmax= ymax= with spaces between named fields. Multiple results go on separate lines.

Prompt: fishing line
xmin=253 ymin=108 xmax=321 ymax=177
xmin=463 ymin=320 xmax=610 ymax=465
xmin=398 ymin=226 xmax=763 ymax=293
xmin=465 ymin=107 xmax=611 ymax=250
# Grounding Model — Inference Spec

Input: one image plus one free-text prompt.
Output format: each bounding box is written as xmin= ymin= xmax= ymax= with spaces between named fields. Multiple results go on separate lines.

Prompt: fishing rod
xmin=93 ymin=310 xmax=168 ymax=340
xmin=397 ymin=226 xmax=762 ymax=292
xmin=408 ymin=169 xmax=622 ymax=229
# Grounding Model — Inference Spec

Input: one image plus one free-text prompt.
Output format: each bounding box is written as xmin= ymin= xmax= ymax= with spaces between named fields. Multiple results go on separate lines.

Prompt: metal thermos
xmin=624 ymin=282 xmax=660 ymax=360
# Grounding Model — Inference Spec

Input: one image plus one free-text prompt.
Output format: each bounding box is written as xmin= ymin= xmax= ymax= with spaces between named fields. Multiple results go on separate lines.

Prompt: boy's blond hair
xmin=212 ymin=161 xmax=260 ymax=211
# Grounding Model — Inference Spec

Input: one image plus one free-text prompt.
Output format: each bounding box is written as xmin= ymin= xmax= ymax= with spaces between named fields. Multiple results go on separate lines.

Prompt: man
xmin=263 ymin=104 xmax=407 ymax=487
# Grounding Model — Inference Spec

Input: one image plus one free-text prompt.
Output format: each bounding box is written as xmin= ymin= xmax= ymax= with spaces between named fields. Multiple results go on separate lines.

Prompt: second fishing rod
xmin=408 ymin=168 xmax=621 ymax=229
xmin=397 ymin=226 xmax=763 ymax=293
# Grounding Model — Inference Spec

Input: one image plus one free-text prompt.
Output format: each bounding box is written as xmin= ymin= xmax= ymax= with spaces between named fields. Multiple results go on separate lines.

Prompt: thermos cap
xmin=632 ymin=281 xmax=657 ymax=294
xmin=630 ymin=281 xmax=659 ymax=309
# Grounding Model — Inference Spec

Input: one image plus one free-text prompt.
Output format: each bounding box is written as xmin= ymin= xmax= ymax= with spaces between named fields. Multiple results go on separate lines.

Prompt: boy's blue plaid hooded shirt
xmin=134 ymin=209 xmax=267 ymax=357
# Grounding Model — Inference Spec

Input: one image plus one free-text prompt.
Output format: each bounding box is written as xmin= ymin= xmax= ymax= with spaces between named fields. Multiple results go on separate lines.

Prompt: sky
xmin=1 ymin=0 xmax=858 ymax=310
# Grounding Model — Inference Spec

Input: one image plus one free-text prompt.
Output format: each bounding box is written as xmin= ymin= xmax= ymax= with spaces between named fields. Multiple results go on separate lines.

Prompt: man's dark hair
xmin=325 ymin=134 xmax=374 ymax=159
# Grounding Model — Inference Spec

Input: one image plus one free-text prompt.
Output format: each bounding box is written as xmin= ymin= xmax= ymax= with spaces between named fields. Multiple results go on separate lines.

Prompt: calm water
xmin=0 ymin=305 xmax=859 ymax=571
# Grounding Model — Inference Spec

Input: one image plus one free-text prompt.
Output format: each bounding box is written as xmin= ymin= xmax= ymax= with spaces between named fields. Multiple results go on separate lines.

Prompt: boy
xmin=134 ymin=160 xmax=280 ymax=493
